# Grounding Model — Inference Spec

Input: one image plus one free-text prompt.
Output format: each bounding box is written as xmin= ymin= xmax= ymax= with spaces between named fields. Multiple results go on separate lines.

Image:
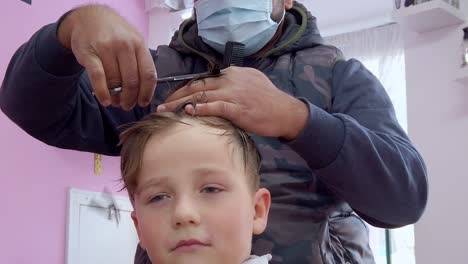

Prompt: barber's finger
xmin=165 ymin=77 xmax=222 ymax=103
xmin=118 ymin=47 xmax=139 ymax=111
xmin=80 ymin=55 xmax=111 ymax=106
xmin=157 ymin=90 xmax=224 ymax=113
xmin=186 ymin=101 xmax=240 ymax=123
xmin=136 ymin=45 xmax=157 ymax=107
xmin=110 ymin=93 xmax=121 ymax=108
xmin=100 ymin=52 xmax=122 ymax=107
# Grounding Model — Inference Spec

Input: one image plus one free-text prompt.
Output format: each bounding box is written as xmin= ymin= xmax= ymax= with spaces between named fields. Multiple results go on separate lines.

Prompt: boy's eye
xmin=201 ymin=186 xmax=223 ymax=194
xmin=149 ymin=194 xmax=170 ymax=203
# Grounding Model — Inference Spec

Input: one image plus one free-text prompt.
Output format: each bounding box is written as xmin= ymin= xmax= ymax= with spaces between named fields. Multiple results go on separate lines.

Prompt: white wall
xmin=147 ymin=8 xmax=190 ymax=49
xmin=405 ymin=10 xmax=468 ymax=264
xmin=299 ymin=0 xmax=395 ymax=37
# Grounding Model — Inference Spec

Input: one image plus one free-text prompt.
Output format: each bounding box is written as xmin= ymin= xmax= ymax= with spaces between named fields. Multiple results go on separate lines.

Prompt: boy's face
xmin=131 ymin=121 xmax=270 ymax=264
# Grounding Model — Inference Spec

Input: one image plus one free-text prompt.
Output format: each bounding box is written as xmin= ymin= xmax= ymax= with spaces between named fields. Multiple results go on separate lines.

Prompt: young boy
xmin=119 ymin=103 xmax=272 ymax=264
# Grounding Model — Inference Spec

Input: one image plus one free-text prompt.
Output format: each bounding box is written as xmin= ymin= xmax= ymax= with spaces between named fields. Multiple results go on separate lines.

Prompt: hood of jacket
xmin=168 ymin=1 xmax=324 ymax=65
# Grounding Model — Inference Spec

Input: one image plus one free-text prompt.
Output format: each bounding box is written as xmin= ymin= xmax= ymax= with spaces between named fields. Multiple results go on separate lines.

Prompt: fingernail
xmin=102 ymin=100 xmax=111 ymax=107
xmin=157 ymin=105 xmax=166 ymax=112
xmin=185 ymin=105 xmax=195 ymax=115
xmin=139 ymin=99 xmax=149 ymax=107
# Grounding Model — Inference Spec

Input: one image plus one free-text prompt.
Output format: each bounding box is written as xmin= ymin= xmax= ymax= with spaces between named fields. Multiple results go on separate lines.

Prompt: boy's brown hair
xmin=119 ymin=103 xmax=261 ymax=200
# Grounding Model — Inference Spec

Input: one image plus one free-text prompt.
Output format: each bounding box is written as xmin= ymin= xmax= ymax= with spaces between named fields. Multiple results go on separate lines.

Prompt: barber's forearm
xmin=285 ymin=99 xmax=346 ymax=169
xmin=0 ymin=23 xmax=83 ymax=138
xmin=310 ymin=113 xmax=427 ymax=227
xmin=37 ymin=23 xmax=83 ymax=76
xmin=317 ymin=58 xmax=428 ymax=227
xmin=0 ymin=22 xmax=126 ymax=156
xmin=284 ymin=99 xmax=427 ymax=227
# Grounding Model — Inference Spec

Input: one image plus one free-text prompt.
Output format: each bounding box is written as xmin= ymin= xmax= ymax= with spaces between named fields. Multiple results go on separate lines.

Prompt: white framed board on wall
xmin=67 ymin=188 xmax=139 ymax=264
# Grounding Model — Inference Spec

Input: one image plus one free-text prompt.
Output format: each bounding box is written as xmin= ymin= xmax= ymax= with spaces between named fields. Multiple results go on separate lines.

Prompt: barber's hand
xmin=157 ymin=67 xmax=309 ymax=140
xmin=58 ymin=5 xmax=157 ymax=110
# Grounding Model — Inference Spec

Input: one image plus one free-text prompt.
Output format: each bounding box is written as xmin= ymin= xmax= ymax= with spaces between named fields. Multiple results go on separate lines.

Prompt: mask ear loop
xmin=279 ymin=7 xmax=286 ymax=23
xmin=270 ymin=0 xmax=286 ymax=24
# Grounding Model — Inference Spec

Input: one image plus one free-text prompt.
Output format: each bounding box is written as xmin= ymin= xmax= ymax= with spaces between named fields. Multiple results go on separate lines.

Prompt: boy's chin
xmin=152 ymin=251 xmax=245 ymax=264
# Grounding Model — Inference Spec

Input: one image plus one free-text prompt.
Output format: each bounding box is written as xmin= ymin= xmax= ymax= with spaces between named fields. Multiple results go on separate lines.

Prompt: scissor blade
xmin=106 ymin=71 xmax=222 ymax=95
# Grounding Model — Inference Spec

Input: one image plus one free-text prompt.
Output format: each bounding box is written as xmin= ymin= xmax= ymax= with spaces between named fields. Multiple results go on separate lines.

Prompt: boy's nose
xmin=172 ymin=197 xmax=201 ymax=228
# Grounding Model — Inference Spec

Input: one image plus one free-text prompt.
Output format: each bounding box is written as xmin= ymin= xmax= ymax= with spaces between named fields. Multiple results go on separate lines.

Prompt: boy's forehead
xmin=142 ymin=120 xmax=240 ymax=166
xmin=161 ymin=119 xmax=228 ymax=139
xmin=138 ymin=120 xmax=248 ymax=182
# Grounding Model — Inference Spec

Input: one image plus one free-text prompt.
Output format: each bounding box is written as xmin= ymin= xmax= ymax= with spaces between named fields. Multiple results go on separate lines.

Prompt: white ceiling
xmin=150 ymin=0 xmax=398 ymax=37
xmin=297 ymin=0 xmax=396 ymax=36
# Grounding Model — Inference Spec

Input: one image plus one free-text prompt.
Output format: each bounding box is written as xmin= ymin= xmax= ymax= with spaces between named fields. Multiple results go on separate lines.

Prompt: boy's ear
xmin=131 ymin=210 xmax=147 ymax=250
xmin=252 ymin=188 xmax=271 ymax=235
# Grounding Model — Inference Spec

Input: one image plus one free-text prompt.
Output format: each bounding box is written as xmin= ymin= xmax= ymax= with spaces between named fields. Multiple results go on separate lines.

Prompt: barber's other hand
xmin=157 ymin=67 xmax=309 ymax=141
xmin=58 ymin=5 xmax=157 ymax=110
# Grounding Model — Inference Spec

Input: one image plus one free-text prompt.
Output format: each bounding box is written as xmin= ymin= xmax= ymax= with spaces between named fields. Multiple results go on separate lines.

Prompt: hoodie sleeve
xmin=286 ymin=59 xmax=428 ymax=228
xmin=0 ymin=23 xmax=150 ymax=156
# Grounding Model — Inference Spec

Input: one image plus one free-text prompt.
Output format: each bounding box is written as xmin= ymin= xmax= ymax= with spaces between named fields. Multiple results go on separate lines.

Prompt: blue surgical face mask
xmin=194 ymin=0 xmax=285 ymax=56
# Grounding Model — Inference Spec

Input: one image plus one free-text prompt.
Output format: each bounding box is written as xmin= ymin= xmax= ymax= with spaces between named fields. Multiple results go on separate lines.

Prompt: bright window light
xmin=181 ymin=9 xmax=192 ymax=19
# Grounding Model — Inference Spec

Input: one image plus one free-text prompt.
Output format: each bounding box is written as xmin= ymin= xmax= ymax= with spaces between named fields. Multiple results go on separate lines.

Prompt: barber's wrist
xmin=282 ymin=98 xmax=309 ymax=141
xmin=57 ymin=9 xmax=78 ymax=49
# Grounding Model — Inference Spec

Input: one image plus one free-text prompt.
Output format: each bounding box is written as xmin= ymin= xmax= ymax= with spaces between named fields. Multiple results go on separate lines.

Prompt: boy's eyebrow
xmin=135 ymin=167 xmax=233 ymax=194
xmin=192 ymin=167 xmax=231 ymax=178
xmin=135 ymin=177 xmax=167 ymax=195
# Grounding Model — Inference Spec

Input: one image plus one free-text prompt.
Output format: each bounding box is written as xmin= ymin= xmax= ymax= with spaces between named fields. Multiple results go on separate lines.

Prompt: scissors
xmin=105 ymin=41 xmax=245 ymax=96
xmin=107 ymin=69 xmax=222 ymax=95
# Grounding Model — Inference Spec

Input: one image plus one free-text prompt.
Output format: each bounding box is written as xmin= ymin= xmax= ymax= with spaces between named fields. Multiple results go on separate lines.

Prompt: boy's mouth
xmin=172 ymin=239 xmax=210 ymax=252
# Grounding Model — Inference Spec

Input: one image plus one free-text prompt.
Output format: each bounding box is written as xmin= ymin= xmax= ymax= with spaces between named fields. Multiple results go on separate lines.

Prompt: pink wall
xmin=404 ymin=12 xmax=468 ymax=264
xmin=0 ymin=1 xmax=148 ymax=263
